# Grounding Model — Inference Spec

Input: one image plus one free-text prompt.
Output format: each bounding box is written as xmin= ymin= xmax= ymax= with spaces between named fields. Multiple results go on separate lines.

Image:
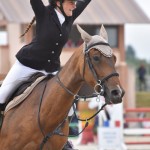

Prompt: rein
xmin=38 ymin=42 xmax=119 ymax=149
xmin=55 ymin=42 xmax=119 ymax=121
xmin=55 ymin=42 xmax=119 ymax=131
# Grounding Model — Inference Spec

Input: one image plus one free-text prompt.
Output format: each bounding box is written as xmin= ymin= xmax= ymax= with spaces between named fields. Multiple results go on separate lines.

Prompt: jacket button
xmin=56 ymin=43 xmax=58 ymax=45
xmin=52 ymin=51 xmax=54 ymax=54
xmin=48 ymin=60 xmax=51 ymax=63
xmin=60 ymin=34 xmax=62 ymax=36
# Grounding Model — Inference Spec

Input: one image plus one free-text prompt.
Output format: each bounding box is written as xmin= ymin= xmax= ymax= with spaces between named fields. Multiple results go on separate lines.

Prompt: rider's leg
xmin=0 ymin=60 xmax=57 ymax=128
xmin=0 ymin=60 xmax=47 ymax=109
xmin=0 ymin=60 xmax=47 ymax=127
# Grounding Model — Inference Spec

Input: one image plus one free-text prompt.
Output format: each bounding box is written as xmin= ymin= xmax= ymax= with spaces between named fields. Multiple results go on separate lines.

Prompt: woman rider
xmin=0 ymin=0 xmax=91 ymax=149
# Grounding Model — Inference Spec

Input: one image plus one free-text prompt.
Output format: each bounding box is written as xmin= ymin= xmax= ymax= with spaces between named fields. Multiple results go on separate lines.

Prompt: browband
xmin=85 ymin=42 xmax=110 ymax=52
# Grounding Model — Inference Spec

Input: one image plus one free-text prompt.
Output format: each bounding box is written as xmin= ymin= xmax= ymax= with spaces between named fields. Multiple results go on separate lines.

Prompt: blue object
xmin=103 ymin=121 xmax=109 ymax=127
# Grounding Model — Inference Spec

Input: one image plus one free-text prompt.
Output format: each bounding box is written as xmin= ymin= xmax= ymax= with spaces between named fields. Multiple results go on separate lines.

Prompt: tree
xmin=125 ymin=45 xmax=150 ymax=74
xmin=126 ymin=45 xmax=136 ymax=60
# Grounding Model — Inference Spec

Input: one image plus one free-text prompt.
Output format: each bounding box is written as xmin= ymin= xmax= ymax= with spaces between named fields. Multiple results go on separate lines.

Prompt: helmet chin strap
xmin=57 ymin=0 xmax=68 ymax=18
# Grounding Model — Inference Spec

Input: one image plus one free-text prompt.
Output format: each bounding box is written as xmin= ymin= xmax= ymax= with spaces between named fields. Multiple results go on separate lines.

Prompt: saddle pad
xmin=4 ymin=76 xmax=46 ymax=115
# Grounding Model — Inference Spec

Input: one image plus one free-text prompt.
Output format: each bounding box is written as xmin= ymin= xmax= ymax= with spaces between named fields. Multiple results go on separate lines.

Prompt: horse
xmin=0 ymin=25 xmax=125 ymax=150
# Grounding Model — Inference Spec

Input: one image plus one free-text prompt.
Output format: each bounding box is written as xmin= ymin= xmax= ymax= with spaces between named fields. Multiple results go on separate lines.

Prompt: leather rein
xmin=39 ymin=42 xmax=119 ymax=149
xmin=56 ymin=41 xmax=119 ymax=127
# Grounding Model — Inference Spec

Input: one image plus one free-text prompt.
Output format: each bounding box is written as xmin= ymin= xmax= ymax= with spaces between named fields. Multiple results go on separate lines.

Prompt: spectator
xmin=137 ymin=64 xmax=147 ymax=91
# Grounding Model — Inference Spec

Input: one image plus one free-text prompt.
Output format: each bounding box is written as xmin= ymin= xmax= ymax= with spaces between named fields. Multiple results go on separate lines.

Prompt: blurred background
xmin=0 ymin=0 xmax=150 ymax=149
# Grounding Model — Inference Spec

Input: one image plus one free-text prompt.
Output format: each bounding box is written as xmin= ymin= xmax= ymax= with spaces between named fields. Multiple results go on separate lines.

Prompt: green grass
xmin=136 ymin=92 xmax=150 ymax=117
xmin=136 ymin=92 xmax=150 ymax=107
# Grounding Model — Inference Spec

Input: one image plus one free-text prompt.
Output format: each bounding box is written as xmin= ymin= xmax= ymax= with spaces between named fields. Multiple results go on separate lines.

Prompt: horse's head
xmin=77 ymin=25 xmax=125 ymax=104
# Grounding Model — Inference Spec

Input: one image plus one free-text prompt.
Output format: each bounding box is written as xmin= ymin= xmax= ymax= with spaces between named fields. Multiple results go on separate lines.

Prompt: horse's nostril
xmin=111 ymin=89 xmax=120 ymax=96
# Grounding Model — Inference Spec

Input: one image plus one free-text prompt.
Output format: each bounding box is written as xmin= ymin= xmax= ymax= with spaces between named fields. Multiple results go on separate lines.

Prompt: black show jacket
xmin=16 ymin=0 xmax=91 ymax=72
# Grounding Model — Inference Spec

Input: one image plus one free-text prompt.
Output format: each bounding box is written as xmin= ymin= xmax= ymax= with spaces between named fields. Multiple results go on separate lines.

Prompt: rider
xmin=0 ymin=0 xmax=91 ymax=149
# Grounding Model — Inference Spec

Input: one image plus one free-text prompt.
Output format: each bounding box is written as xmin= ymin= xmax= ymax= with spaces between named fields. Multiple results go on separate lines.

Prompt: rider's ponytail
xmin=20 ymin=0 xmax=64 ymax=38
xmin=20 ymin=16 xmax=35 ymax=38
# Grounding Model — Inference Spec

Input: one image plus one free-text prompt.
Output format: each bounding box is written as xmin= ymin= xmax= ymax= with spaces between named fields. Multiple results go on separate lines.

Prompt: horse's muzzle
xmin=104 ymin=87 xmax=125 ymax=104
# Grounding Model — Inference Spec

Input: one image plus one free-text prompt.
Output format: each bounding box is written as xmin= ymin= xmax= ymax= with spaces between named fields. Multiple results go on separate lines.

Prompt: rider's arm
xmin=72 ymin=0 xmax=91 ymax=21
xmin=30 ymin=0 xmax=45 ymax=17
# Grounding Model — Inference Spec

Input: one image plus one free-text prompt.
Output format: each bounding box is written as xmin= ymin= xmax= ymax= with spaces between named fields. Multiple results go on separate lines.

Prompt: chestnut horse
xmin=0 ymin=25 xmax=124 ymax=150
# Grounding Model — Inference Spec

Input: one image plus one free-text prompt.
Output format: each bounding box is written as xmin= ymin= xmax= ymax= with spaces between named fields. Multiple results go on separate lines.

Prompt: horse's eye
xmin=93 ymin=55 xmax=100 ymax=62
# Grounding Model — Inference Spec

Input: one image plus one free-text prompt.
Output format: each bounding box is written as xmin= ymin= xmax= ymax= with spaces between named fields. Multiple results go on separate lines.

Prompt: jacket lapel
xmin=48 ymin=6 xmax=62 ymax=32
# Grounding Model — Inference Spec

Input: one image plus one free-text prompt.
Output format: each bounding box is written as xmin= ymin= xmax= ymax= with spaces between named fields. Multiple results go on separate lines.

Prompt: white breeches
xmin=0 ymin=60 xmax=74 ymax=116
xmin=0 ymin=60 xmax=51 ymax=104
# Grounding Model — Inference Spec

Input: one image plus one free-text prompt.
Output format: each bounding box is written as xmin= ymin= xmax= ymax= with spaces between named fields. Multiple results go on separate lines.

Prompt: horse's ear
xmin=76 ymin=24 xmax=92 ymax=43
xmin=100 ymin=24 xmax=108 ymax=42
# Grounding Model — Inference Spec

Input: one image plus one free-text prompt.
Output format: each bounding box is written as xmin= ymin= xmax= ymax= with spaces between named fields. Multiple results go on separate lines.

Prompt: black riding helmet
xmin=49 ymin=0 xmax=85 ymax=17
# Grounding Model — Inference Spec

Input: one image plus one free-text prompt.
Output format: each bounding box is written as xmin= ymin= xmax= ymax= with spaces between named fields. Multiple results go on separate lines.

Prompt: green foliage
xmin=126 ymin=45 xmax=150 ymax=74
xmin=126 ymin=45 xmax=136 ymax=59
xmin=136 ymin=92 xmax=150 ymax=107
xmin=126 ymin=45 xmax=138 ymax=67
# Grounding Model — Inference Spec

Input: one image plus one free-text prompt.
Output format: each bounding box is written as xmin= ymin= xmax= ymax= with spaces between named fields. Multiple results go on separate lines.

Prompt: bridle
xmin=39 ymin=42 xmax=119 ymax=149
xmin=55 ymin=42 xmax=119 ymax=120
xmin=57 ymin=42 xmax=119 ymax=99
xmin=83 ymin=42 xmax=119 ymax=95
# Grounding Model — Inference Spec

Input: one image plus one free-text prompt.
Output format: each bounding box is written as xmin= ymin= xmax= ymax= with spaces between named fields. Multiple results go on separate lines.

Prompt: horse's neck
xmin=58 ymin=65 xmax=82 ymax=94
xmin=41 ymin=49 xmax=83 ymax=130
xmin=58 ymin=48 xmax=83 ymax=94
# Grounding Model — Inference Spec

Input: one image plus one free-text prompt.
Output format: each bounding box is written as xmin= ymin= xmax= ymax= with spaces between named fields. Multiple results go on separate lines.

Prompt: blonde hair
xmin=20 ymin=16 xmax=36 ymax=38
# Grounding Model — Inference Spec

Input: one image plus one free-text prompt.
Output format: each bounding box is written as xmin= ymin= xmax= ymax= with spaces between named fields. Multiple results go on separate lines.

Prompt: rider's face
xmin=57 ymin=0 xmax=76 ymax=16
